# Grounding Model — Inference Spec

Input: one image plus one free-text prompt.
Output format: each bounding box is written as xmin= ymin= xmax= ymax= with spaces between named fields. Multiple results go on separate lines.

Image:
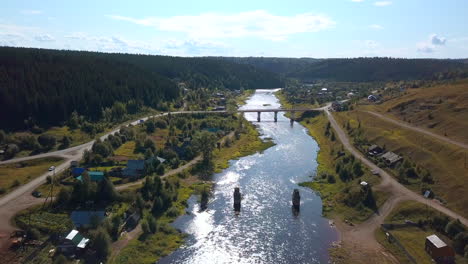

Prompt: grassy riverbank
xmin=113 ymin=109 xmax=276 ymax=263
xmin=276 ymin=90 xmax=387 ymax=224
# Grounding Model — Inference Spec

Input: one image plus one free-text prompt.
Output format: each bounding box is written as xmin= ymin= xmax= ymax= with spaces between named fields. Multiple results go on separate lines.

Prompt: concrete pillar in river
xmin=292 ymin=189 xmax=300 ymax=211
xmin=257 ymin=112 xmax=261 ymax=122
xmin=234 ymin=187 xmax=241 ymax=212
xmin=274 ymin=111 xmax=278 ymax=122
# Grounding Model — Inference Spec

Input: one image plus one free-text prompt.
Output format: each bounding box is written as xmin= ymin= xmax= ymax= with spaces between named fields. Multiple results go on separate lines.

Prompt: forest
xmin=221 ymin=57 xmax=468 ymax=82
xmin=0 ymin=47 xmax=284 ymax=131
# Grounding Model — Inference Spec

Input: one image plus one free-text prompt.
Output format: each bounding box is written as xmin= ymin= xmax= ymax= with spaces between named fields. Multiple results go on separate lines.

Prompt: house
xmin=57 ymin=230 xmax=89 ymax=255
xmin=71 ymin=210 xmax=105 ymax=228
xmin=122 ymin=160 xmax=145 ymax=178
xmin=381 ymin=152 xmax=402 ymax=166
xmin=214 ymin=106 xmax=226 ymax=111
xmin=368 ymin=94 xmax=379 ymax=102
xmin=368 ymin=145 xmax=384 ymax=156
xmin=76 ymin=171 xmax=104 ymax=182
xmin=425 ymin=234 xmax=455 ymax=264
xmin=71 ymin=167 xmax=86 ymax=177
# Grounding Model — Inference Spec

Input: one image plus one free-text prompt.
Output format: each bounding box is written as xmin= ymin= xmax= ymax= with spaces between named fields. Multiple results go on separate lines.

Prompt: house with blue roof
xmin=71 ymin=167 xmax=86 ymax=177
xmin=76 ymin=171 xmax=104 ymax=182
xmin=122 ymin=160 xmax=145 ymax=178
xmin=70 ymin=210 xmax=105 ymax=228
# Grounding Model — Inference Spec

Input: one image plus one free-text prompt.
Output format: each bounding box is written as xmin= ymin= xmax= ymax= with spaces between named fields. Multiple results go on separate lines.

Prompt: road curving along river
xmin=158 ymin=89 xmax=338 ymax=264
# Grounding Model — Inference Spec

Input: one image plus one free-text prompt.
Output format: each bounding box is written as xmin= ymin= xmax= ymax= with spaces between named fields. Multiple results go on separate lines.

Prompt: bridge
xmin=168 ymin=107 xmax=323 ymax=123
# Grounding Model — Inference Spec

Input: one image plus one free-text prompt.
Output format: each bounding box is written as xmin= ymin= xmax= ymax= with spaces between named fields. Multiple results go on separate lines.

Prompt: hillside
xmin=364 ymin=80 xmax=468 ymax=144
xmin=219 ymin=57 xmax=468 ymax=82
xmin=0 ymin=47 xmax=284 ymax=130
xmin=0 ymin=47 xmax=178 ymax=130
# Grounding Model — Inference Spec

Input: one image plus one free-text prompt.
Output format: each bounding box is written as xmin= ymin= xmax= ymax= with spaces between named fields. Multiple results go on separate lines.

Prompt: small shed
xmin=71 ymin=211 xmax=105 ymax=228
xmin=381 ymin=152 xmax=402 ymax=166
xmin=57 ymin=229 xmax=89 ymax=255
xmin=368 ymin=94 xmax=379 ymax=102
xmin=425 ymin=234 xmax=455 ymax=264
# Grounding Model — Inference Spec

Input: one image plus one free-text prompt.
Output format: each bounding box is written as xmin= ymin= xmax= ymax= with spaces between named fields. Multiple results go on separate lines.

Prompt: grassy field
xmin=212 ymin=122 xmax=275 ymax=173
xmin=376 ymin=201 xmax=467 ymax=264
xmin=333 ymin=110 xmax=468 ymax=218
xmin=0 ymin=157 xmax=63 ymax=196
xmin=113 ymin=141 xmax=141 ymax=160
xmin=362 ymin=79 xmax=468 ymax=144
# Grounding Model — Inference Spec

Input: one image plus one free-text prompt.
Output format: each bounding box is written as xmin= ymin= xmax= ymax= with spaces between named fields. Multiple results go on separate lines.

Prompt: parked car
xmin=48 ymin=166 xmax=55 ymax=171
xmin=32 ymin=191 xmax=42 ymax=198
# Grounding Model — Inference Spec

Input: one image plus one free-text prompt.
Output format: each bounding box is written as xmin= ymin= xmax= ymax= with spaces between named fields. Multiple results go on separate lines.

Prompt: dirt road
xmin=324 ymin=108 xmax=468 ymax=263
xmin=364 ymin=110 xmax=468 ymax=150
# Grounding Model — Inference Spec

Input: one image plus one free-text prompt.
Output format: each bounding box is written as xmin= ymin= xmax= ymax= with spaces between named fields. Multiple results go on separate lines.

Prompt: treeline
xmin=0 ymin=47 xmax=178 ymax=130
xmin=220 ymin=57 xmax=468 ymax=82
xmin=0 ymin=47 xmax=284 ymax=131
xmin=106 ymin=54 xmax=284 ymax=90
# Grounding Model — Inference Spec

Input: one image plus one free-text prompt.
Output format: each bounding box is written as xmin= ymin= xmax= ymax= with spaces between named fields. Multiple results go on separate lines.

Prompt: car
xmin=32 ymin=191 xmax=42 ymax=198
xmin=48 ymin=166 xmax=55 ymax=171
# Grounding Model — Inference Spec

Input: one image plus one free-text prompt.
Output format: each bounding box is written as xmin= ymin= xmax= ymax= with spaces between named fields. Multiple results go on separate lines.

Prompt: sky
xmin=1 ymin=0 xmax=468 ymax=58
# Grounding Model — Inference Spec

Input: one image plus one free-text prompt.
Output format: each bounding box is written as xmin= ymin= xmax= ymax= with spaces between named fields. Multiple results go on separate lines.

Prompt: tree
xmin=111 ymin=102 xmax=127 ymax=122
xmin=53 ymin=254 xmax=68 ymax=264
xmin=147 ymin=215 xmax=158 ymax=234
xmin=56 ymin=188 xmax=71 ymax=206
xmin=144 ymin=138 xmax=156 ymax=152
xmin=152 ymin=197 xmax=164 ymax=216
xmin=92 ymin=141 xmax=112 ymax=158
xmin=144 ymin=148 xmax=154 ymax=160
xmin=38 ymin=134 xmax=56 ymax=149
xmin=68 ymin=111 xmax=80 ymax=129
xmin=200 ymin=188 xmax=209 ymax=210
xmin=0 ymin=129 xmax=5 ymax=144
xmin=146 ymin=120 xmax=156 ymax=133
xmin=141 ymin=220 xmax=150 ymax=234
xmin=352 ymin=162 xmax=364 ymax=177
xmin=91 ymin=228 xmax=111 ymax=261
xmin=193 ymin=131 xmax=217 ymax=162
xmin=97 ymin=177 xmax=118 ymax=202
xmin=60 ymin=136 xmax=71 ymax=149
xmin=5 ymin=144 xmax=19 ymax=159
xmin=453 ymin=232 xmax=468 ymax=254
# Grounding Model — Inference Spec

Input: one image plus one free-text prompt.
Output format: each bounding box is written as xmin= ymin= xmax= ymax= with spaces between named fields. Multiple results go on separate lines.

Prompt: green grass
xmin=111 ymin=184 xmax=196 ymax=264
xmin=113 ymin=141 xmax=140 ymax=159
xmin=377 ymin=200 xmax=468 ymax=264
xmin=235 ymin=89 xmax=255 ymax=106
xmin=212 ymin=122 xmax=275 ymax=173
xmin=334 ymin=110 xmax=468 ymax=218
xmin=0 ymin=157 xmax=63 ymax=197
xmin=276 ymin=94 xmax=387 ymax=224
xmin=15 ymin=207 xmax=73 ymax=234
xmin=47 ymin=126 xmax=93 ymax=147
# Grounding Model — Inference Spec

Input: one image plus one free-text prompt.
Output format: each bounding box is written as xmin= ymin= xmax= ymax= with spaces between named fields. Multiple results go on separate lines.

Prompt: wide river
xmin=159 ymin=89 xmax=338 ymax=264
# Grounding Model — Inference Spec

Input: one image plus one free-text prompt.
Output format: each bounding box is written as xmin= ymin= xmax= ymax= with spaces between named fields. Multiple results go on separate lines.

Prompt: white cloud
xmin=430 ymin=34 xmax=446 ymax=46
xmin=351 ymin=0 xmax=365 ymax=2
xmin=21 ymin=10 xmax=42 ymax=15
xmin=417 ymin=44 xmax=434 ymax=53
xmin=365 ymin=40 xmax=379 ymax=49
xmin=35 ymin=34 xmax=54 ymax=42
xmin=417 ymin=34 xmax=447 ymax=53
xmin=374 ymin=1 xmax=392 ymax=6
xmin=369 ymin=24 xmax=384 ymax=30
xmin=108 ymin=10 xmax=335 ymax=41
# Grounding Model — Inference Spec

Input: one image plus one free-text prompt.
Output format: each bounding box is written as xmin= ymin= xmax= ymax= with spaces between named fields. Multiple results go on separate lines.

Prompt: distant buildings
xmin=425 ymin=234 xmax=455 ymax=264
xmin=76 ymin=171 xmax=104 ymax=182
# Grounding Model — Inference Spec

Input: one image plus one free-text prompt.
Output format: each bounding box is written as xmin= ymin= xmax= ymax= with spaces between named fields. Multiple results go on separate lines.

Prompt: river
xmin=158 ymin=89 xmax=338 ymax=264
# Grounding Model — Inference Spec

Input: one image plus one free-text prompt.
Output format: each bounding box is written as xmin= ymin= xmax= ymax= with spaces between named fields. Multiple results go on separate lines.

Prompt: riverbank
xmin=112 ymin=115 xmax=275 ymax=264
xmin=275 ymin=90 xmax=395 ymax=263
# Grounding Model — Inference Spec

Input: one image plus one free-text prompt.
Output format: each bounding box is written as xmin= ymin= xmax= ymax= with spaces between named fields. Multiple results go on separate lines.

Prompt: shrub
xmin=327 ymin=174 xmax=336 ymax=184
xmin=166 ymin=207 xmax=179 ymax=218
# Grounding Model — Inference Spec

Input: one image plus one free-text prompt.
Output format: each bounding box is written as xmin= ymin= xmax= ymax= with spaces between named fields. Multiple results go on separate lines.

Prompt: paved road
xmin=365 ymin=110 xmax=468 ymax=150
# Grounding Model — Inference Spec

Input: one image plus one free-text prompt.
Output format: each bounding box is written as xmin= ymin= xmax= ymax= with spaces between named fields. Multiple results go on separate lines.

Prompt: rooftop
xmin=382 ymin=151 xmax=402 ymax=163
xmin=426 ymin=234 xmax=447 ymax=248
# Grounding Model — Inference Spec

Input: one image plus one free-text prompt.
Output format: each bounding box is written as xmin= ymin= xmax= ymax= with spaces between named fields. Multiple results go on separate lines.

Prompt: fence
xmin=381 ymin=224 xmax=417 ymax=264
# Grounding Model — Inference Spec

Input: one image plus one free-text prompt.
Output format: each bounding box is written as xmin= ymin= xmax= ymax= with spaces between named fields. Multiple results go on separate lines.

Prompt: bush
xmin=327 ymin=174 xmax=336 ymax=184
xmin=27 ymin=228 xmax=41 ymax=240
xmin=166 ymin=207 xmax=179 ymax=218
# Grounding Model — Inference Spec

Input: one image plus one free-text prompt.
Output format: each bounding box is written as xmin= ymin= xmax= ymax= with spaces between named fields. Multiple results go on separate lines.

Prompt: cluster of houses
xmin=57 ymin=207 xmax=141 ymax=257
xmin=367 ymin=144 xmax=402 ymax=166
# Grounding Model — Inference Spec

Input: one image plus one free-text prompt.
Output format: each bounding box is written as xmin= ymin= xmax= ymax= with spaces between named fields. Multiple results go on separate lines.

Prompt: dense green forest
xmin=220 ymin=57 xmax=468 ymax=82
xmin=0 ymin=47 xmax=283 ymax=131
xmin=104 ymin=53 xmax=284 ymax=90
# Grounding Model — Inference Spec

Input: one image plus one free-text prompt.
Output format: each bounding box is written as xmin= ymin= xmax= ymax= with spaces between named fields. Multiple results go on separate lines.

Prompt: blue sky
xmin=1 ymin=0 xmax=467 ymax=58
